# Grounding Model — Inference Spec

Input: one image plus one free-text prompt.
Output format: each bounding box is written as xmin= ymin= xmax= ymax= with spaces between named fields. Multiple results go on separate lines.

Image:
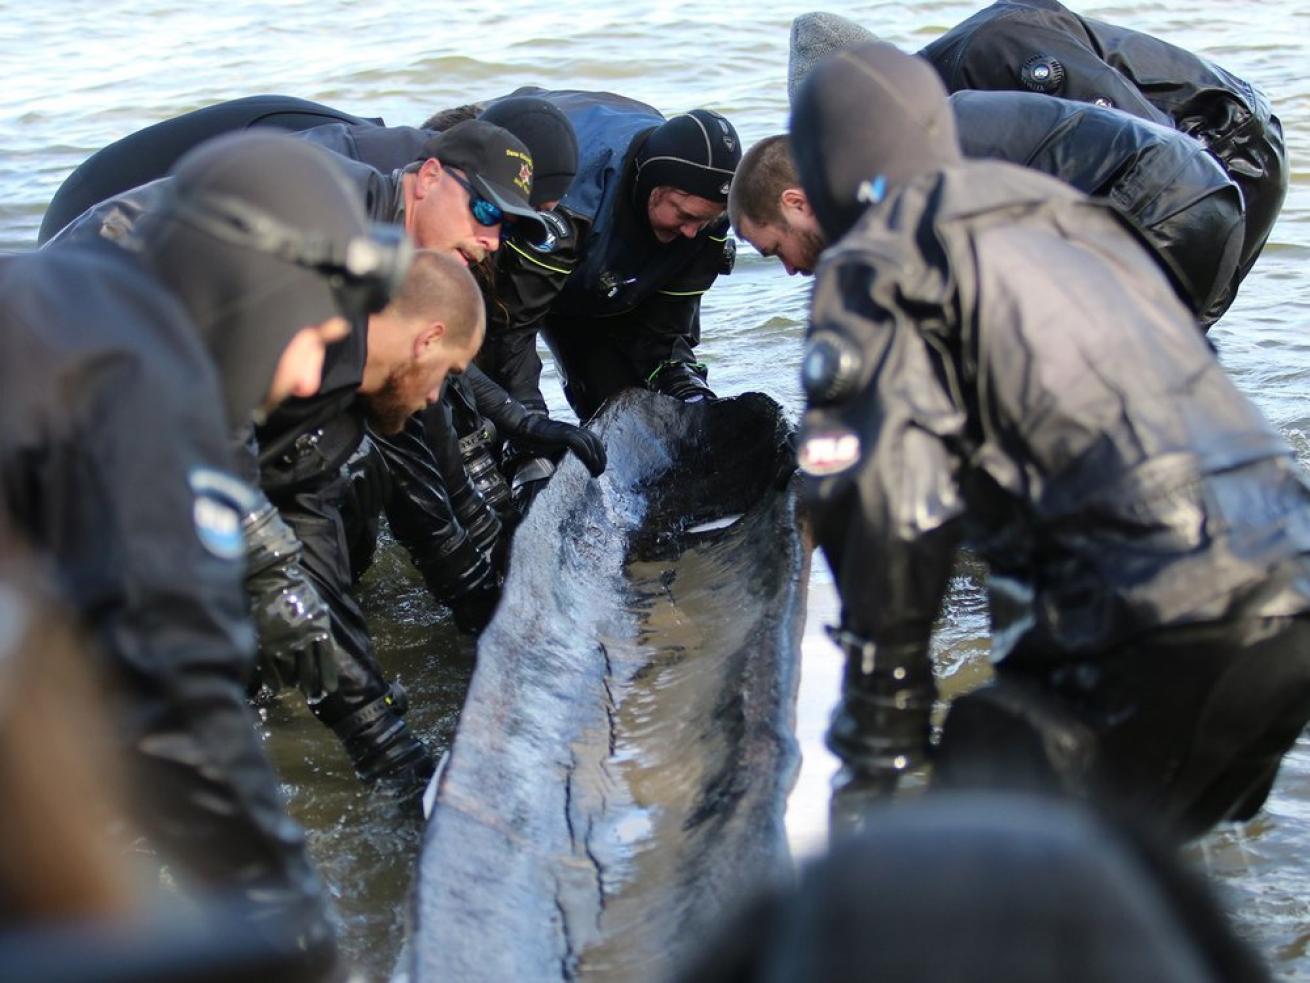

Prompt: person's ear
xmin=780 ymin=186 xmax=810 ymax=216
xmin=416 ymin=158 xmax=444 ymax=195
xmin=414 ymin=319 xmax=447 ymax=359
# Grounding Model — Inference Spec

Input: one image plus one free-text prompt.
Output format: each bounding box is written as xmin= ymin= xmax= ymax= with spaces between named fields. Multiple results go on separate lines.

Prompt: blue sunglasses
xmin=448 ymin=170 xmax=505 ymax=228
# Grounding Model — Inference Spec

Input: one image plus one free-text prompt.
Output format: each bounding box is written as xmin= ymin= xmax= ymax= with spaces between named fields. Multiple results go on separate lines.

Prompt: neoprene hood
xmin=480 ymin=96 xmax=578 ymax=207
xmin=790 ymin=41 xmax=962 ymax=241
xmin=634 ymin=109 xmax=741 ymax=208
xmin=139 ymin=131 xmax=373 ymax=429
xmin=788 ymin=11 xmax=879 ymax=104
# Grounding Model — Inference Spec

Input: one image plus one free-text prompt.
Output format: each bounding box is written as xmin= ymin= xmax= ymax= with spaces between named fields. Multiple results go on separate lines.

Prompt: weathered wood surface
xmin=410 ymin=390 xmax=809 ymax=982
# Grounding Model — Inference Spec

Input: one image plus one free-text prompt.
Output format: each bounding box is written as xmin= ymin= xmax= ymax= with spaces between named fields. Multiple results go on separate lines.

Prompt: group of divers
xmin=1 ymin=0 xmax=1306 ymax=979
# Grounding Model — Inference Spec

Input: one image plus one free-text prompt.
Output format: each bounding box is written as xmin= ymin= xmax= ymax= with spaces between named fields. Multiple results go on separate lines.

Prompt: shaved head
xmin=388 ymin=249 xmax=485 ymax=346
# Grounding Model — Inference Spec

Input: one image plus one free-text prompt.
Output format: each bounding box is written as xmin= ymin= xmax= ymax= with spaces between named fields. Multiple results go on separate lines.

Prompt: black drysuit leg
xmin=268 ymin=470 xmax=433 ymax=787
xmin=120 ymin=661 xmax=337 ymax=974
xmin=366 ymin=416 xmax=500 ymax=627
xmin=937 ymin=616 xmax=1310 ymax=838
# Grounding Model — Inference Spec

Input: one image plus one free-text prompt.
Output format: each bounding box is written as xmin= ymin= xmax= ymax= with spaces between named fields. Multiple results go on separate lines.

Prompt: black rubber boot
xmin=329 ymin=683 xmax=434 ymax=795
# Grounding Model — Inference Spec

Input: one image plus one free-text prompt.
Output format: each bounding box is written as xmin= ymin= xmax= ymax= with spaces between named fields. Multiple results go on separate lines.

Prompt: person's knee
xmin=935 ymin=677 xmax=1097 ymax=798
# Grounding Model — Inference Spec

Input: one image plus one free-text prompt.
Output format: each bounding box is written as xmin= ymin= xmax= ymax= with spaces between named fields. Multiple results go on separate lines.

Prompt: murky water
xmin=3 ymin=1 xmax=1309 ymax=979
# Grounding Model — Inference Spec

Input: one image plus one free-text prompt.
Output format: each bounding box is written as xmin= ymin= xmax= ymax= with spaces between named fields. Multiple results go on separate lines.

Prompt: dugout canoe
xmin=408 ymin=389 xmax=809 ymax=982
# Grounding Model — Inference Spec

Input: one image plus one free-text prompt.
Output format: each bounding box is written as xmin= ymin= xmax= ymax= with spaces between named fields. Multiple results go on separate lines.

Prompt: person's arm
xmin=801 ymin=248 xmax=965 ymax=785
xmin=464 ymin=364 xmax=606 ymax=479
xmin=622 ymin=218 xmax=736 ymax=402
xmin=478 ymin=210 xmax=584 ymax=411
xmin=216 ymin=428 xmax=343 ymax=701
xmin=370 ymin=413 xmax=501 ymax=633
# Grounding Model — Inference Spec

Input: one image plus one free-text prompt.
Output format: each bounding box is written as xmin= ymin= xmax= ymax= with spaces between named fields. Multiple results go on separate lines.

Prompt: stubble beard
xmin=364 ymin=362 xmax=426 ymax=435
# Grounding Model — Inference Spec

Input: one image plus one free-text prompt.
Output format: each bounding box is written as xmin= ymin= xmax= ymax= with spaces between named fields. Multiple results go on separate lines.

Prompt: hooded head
xmin=682 ymin=793 xmax=1267 ymax=982
xmin=788 ymin=11 xmax=879 ymax=104
xmin=480 ymin=96 xmax=579 ymax=207
xmin=633 ymin=109 xmax=741 ymax=213
xmin=790 ymin=41 xmax=961 ymax=242
xmin=138 ymin=131 xmax=400 ymax=429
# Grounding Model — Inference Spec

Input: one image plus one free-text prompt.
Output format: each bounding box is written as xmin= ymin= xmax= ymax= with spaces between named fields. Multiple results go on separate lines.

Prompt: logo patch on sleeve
xmin=188 ymin=468 xmax=253 ymax=561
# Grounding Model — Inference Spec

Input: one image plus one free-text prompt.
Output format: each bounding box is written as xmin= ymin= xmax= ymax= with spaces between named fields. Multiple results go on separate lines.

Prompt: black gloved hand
xmin=243 ymin=502 xmax=341 ymax=701
xmin=511 ymin=414 xmax=607 ymax=477
xmin=509 ymin=456 xmax=557 ymax=518
xmin=450 ymin=578 xmax=501 ymax=635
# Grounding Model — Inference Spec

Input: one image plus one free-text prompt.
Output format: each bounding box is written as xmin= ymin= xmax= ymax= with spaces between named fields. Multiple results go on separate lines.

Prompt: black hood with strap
xmin=791 ymin=41 xmax=962 ymax=242
xmin=137 ymin=131 xmax=374 ymax=429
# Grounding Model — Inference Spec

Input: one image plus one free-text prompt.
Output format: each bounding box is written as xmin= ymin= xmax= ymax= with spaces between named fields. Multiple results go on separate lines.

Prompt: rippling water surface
xmin=3 ymin=1 xmax=1309 ymax=979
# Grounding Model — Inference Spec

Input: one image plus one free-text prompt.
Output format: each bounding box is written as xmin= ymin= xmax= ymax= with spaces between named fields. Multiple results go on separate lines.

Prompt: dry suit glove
xmin=450 ymin=576 xmax=501 ymax=635
xmin=243 ymin=502 xmax=341 ymax=702
xmin=509 ymin=455 xmax=557 ymax=517
xmin=512 ymin=414 xmax=607 ymax=477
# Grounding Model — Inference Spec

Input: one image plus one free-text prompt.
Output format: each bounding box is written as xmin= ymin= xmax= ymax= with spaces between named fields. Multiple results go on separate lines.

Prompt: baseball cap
xmin=424 ymin=120 xmax=550 ymax=242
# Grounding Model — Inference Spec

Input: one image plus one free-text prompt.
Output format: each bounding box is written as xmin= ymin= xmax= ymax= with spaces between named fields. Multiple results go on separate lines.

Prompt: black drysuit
xmin=951 ymin=89 xmax=1244 ymax=327
xmin=919 ymin=0 xmax=1288 ymax=285
xmin=0 ymin=244 xmax=333 ymax=964
xmin=43 ymin=108 xmax=484 ymax=785
xmin=802 ymin=161 xmax=1310 ymax=837
xmin=463 ymin=88 xmax=735 ymax=421
xmin=37 ymin=94 xmax=378 ymax=245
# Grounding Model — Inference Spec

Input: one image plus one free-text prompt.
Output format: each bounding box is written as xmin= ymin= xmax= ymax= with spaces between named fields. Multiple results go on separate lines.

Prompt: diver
xmin=792 ymin=3 xmax=1287 ymax=295
xmin=294 ymin=95 xmax=606 ymax=533
xmin=411 ymin=95 xmax=594 ymax=514
xmin=729 ymin=93 xmax=1244 ymax=327
xmin=421 ymin=88 xmax=743 ymax=423
xmin=790 ymin=42 xmax=1310 ymax=840
xmin=40 ymin=92 xmax=602 ymax=544
xmin=679 ymin=793 xmax=1270 ymax=982
xmin=218 ymin=126 xmax=506 ymax=789
xmin=35 ymin=94 xmax=381 ymax=246
xmin=332 ymin=89 xmax=733 ymax=508
xmin=45 ymin=120 xmax=529 ymax=792
xmin=0 ymin=131 xmax=409 ymax=975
